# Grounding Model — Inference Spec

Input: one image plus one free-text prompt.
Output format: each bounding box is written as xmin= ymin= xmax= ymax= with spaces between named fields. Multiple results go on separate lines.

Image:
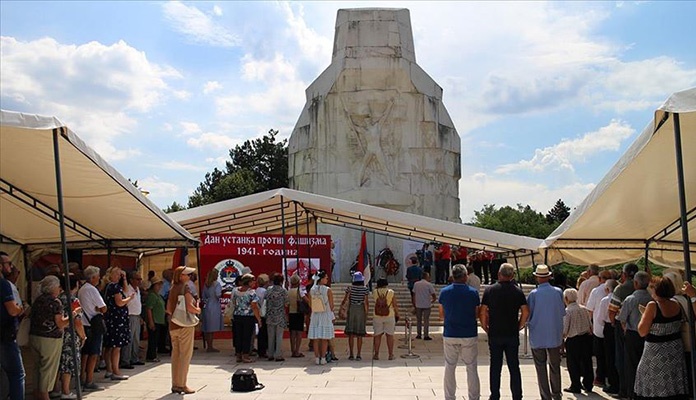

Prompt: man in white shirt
xmin=577 ymin=265 xmax=600 ymax=306
xmin=78 ymin=266 xmax=107 ymax=391
xmin=120 ymin=271 xmax=144 ymax=369
xmin=584 ymin=270 xmax=612 ymax=387
xmin=598 ymin=279 xmax=619 ymax=395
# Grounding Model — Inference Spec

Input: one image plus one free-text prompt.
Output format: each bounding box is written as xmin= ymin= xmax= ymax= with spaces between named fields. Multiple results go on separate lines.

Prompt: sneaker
xmin=315 ymin=357 xmax=321 ymax=365
xmin=104 ymin=372 xmax=113 ymax=379
xmin=61 ymin=393 xmax=78 ymax=400
xmin=131 ymin=360 xmax=145 ymax=366
xmin=319 ymin=358 xmax=326 ymax=365
xmin=111 ymin=374 xmax=129 ymax=381
xmin=82 ymin=382 xmax=102 ymax=391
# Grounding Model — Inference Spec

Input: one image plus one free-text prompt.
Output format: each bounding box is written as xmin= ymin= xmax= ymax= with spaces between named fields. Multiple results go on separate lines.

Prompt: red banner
xmin=199 ymin=233 xmax=332 ymax=315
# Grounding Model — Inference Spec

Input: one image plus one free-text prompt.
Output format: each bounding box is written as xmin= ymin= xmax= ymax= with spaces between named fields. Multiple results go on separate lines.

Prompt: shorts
xmin=372 ymin=315 xmax=395 ymax=335
xmin=81 ymin=325 xmax=103 ymax=356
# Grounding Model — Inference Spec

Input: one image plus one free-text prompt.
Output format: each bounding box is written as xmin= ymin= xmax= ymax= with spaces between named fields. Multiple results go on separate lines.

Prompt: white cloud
xmin=186 ymin=132 xmax=240 ymax=150
xmin=138 ymin=176 xmax=181 ymax=199
xmin=162 ymin=123 xmax=173 ymax=132
xmin=0 ymin=36 xmax=182 ymax=161
xmin=212 ymin=5 xmax=223 ymax=16
xmin=203 ymin=81 xmax=222 ymax=94
xmin=157 ymin=161 xmax=208 ymax=172
xmin=162 ymin=1 xmax=240 ymax=47
xmin=460 ymin=172 xmax=595 ymax=222
xmin=179 ymin=121 xmax=202 ymax=136
xmin=496 ymin=119 xmax=635 ymax=174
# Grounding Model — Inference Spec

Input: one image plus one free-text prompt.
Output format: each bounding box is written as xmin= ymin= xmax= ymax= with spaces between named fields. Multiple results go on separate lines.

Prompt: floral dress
xmin=103 ymin=282 xmax=130 ymax=348
xmin=58 ymin=292 xmax=81 ymax=374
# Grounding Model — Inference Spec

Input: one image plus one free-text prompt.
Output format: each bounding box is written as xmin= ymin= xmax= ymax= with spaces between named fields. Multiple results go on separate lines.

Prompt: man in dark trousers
xmin=607 ymin=262 xmax=639 ymax=399
xmin=480 ymin=263 xmax=529 ymax=400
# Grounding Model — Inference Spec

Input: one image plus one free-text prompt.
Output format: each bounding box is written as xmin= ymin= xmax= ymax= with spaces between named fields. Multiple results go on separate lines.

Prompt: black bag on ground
xmin=231 ymin=368 xmax=264 ymax=392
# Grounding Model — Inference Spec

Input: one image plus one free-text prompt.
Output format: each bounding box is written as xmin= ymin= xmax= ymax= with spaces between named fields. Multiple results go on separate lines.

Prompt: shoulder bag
xmin=338 ymin=287 xmax=350 ymax=320
xmin=171 ymin=287 xmax=199 ymax=327
xmin=297 ymin=287 xmax=311 ymax=315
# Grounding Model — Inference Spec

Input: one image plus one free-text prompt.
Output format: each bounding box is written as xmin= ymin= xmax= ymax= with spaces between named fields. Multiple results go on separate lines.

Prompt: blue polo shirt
xmin=527 ymin=282 xmax=565 ymax=349
xmin=438 ymin=283 xmax=480 ymax=338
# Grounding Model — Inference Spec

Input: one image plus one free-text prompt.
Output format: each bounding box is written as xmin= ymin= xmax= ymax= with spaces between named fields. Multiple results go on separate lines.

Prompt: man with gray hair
xmin=438 ymin=264 xmax=480 ymax=400
xmin=78 ymin=265 xmax=107 ymax=391
xmin=578 ymin=264 xmax=600 ymax=306
xmin=616 ymin=270 xmax=652 ymax=400
xmin=480 ymin=263 xmax=528 ymax=400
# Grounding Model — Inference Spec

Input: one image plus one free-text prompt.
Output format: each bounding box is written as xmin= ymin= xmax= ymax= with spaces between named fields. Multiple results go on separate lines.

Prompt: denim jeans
xmin=488 ymin=336 xmax=522 ymax=400
xmin=0 ymin=340 xmax=25 ymax=400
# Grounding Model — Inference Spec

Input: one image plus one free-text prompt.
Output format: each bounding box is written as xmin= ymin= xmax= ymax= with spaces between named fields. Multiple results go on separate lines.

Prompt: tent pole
xmin=672 ymin=112 xmax=696 ymax=394
xmin=512 ymin=251 xmax=521 ymax=288
xmin=293 ymin=202 xmax=300 ymax=287
xmin=280 ymin=196 xmax=288 ymax=283
xmin=544 ymin=248 xmax=548 ymax=265
xmin=644 ymin=242 xmax=650 ymax=273
xmin=52 ymin=129 xmax=82 ymax=400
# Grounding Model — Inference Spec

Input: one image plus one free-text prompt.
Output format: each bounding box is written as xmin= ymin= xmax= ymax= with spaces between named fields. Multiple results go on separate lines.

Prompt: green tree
xmin=546 ymin=199 xmax=571 ymax=225
xmin=163 ymin=201 xmax=186 ymax=213
xmin=471 ymin=203 xmax=555 ymax=239
xmin=188 ymin=129 xmax=288 ymax=208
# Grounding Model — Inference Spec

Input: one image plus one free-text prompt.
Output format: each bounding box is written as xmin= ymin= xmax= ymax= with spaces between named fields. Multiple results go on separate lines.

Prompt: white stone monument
xmin=288 ymin=8 xmax=461 ymax=281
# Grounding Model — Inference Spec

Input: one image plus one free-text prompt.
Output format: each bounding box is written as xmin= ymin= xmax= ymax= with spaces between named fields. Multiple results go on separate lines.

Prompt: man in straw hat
xmin=527 ymin=264 xmax=566 ymax=400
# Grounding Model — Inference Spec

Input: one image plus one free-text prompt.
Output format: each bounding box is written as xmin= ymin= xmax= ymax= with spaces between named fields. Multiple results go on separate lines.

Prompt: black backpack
xmin=231 ymin=368 xmax=264 ymax=392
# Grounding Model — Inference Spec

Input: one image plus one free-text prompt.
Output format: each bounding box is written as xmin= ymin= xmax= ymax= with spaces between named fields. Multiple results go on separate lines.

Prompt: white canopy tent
xmin=541 ymin=88 xmax=696 ymax=270
xmin=170 ymin=187 xmax=542 ymax=264
xmin=0 ymin=110 xmax=198 ymax=251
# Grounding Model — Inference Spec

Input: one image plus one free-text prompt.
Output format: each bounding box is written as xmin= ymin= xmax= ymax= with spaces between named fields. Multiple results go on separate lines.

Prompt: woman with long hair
xmin=200 ymin=269 xmax=223 ymax=352
xmin=103 ymin=267 xmax=135 ymax=381
xmin=166 ymin=266 xmax=201 ymax=394
xmin=308 ymin=269 xmax=334 ymax=365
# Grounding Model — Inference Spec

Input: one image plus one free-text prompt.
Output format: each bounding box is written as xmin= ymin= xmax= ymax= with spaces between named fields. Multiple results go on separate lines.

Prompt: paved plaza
xmin=78 ymin=327 xmax=615 ymax=400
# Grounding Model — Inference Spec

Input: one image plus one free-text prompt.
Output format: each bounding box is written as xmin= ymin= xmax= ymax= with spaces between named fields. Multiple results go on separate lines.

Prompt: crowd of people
xmin=2 ymin=248 xmax=696 ymax=400
xmin=441 ymin=261 xmax=695 ymax=400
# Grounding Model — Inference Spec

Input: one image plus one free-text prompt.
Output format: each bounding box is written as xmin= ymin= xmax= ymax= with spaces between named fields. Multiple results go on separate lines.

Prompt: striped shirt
xmin=345 ymin=285 xmax=369 ymax=305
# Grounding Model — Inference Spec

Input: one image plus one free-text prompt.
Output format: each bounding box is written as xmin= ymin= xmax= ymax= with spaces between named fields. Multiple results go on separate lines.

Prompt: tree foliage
xmin=163 ymin=201 xmax=186 ymax=213
xmin=188 ymin=129 xmax=288 ymax=208
xmin=471 ymin=204 xmax=555 ymax=239
xmin=546 ymin=199 xmax=571 ymax=225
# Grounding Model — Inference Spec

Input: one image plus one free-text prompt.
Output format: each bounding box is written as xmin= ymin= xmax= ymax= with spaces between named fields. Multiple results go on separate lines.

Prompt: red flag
xmin=357 ymin=231 xmax=368 ymax=273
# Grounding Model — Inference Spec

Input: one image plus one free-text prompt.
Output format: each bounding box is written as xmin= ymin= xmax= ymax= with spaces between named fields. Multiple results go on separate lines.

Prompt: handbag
xmin=87 ymin=313 xmax=107 ymax=336
xmin=171 ymin=294 xmax=199 ymax=328
xmin=310 ymin=286 xmax=326 ymax=313
xmin=16 ymin=316 xmax=30 ymax=347
xmin=338 ymin=287 xmax=350 ymax=320
xmin=296 ymin=288 xmax=310 ymax=315
xmin=231 ymin=368 xmax=264 ymax=392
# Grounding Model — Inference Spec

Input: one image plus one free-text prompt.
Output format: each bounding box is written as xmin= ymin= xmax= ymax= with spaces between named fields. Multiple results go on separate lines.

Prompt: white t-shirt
xmin=124 ymin=284 xmax=142 ymax=315
xmin=256 ymin=286 xmax=267 ymax=312
xmin=578 ymin=275 xmax=600 ymax=306
xmin=585 ymin=282 xmax=606 ymax=313
xmin=78 ymin=282 xmax=106 ymax=326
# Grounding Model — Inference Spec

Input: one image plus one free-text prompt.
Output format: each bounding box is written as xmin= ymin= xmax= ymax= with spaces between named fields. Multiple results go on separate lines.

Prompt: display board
xmin=199 ymin=233 xmax=332 ymax=313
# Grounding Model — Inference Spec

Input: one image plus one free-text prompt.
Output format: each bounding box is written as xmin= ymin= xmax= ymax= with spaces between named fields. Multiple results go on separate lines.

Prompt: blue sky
xmin=2 ymin=1 xmax=695 ymax=222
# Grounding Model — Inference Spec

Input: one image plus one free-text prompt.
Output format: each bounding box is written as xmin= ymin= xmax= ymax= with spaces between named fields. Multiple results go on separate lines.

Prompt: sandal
xmin=242 ymin=356 xmax=253 ymax=363
xmin=356 ymin=355 xmax=362 ymax=361
xmin=348 ymin=355 xmax=354 ymax=360
xmin=373 ymin=354 xmax=379 ymax=360
xmin=388 ymin=354 xmax=395 ymax=360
